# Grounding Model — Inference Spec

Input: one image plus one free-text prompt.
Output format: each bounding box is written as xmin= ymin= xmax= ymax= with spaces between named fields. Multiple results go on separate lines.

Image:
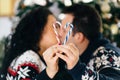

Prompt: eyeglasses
xmin=53 ymin=21 xmax=74 ymax=45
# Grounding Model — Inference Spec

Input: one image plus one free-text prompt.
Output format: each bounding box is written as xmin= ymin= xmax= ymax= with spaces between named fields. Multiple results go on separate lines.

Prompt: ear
xmin=74 ymin=32 xmax=84 ymax=43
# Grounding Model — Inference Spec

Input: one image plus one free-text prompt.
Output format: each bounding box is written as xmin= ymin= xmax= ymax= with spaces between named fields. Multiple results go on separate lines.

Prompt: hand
xmin=56 ymin=43 xmax=79 ymax=70
xmin=42 ymin=45 xmax=59 ymax=78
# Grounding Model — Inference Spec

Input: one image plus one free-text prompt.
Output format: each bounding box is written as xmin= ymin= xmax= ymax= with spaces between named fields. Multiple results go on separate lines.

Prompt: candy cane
xmin=53 ymin=21 xmax=61 ymax=44
xmin=63 ymin=23 xmax=74 ymax=45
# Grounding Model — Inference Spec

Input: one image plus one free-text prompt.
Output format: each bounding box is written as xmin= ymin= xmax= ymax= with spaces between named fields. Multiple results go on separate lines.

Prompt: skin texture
xmin=38 ymin=15 xmax=59 ymax=78
xmin=56 ymin=14 xmax=89 ymax=70
xmin=39 ymin=15 xmax=58 ymax=55
xmin=41 ymin=14 xmax=89 ymax=78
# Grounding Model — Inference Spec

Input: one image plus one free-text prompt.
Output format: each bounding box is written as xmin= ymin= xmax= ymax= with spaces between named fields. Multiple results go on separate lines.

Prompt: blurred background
xmin=0 ymin=0 xmax=120 ymax=69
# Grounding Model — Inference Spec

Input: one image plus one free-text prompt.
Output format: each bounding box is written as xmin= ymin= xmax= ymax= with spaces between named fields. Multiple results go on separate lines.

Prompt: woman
xmin=0 ymin=6 xmax=59 ymax=80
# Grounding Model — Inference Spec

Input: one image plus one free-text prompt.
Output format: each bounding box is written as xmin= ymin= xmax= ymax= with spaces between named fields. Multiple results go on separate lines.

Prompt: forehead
xmin=44 ymin=15 xmax=56 ymax=31
xmin=47 ymin=15 xmax=56 ymax=23
xmin=61 ymin=14 xmax=74 ymax=25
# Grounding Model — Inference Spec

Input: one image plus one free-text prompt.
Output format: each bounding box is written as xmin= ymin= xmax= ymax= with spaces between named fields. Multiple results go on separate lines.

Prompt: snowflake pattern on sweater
xmin=6 ymin=50 xmax=46 ymax=80
xmin=81 ymin=46 xmax=120 ymax=80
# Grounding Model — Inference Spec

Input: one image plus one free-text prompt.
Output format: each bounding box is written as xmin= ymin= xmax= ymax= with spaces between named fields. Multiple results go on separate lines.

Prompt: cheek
xmin=66 ymin=35 xmax=75 ymax=44
xmin=59 ymin=28 xmax=66 ymax=42
xmin=49 ymin=31 xmax=58 ymax=43
xmin=43 ymin=31 xmax=58 ymax=45
xmin=38 ymin=32 xmax=57 ymax=52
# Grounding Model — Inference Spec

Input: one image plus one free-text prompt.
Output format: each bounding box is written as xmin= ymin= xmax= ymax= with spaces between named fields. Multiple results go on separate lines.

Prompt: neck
xmin=80 ymin=35 xmax=110 ymax=64
xmin=78 ymin=38 xmax=89 ymax=56
xmin=38 ymin=48 xmax=45 ymax=57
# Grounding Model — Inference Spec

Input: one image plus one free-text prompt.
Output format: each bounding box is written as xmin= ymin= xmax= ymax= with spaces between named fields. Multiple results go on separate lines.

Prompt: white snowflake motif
xmin=112 ymin=55 xmax=120 ymax=67
xmin=89 ymin=76 xmax=94 ymax=80
xmin=99 ymin=49 xmax=104 ymax=53
xmin=95 ymin=54 xmax=109 ymax=68
xmin=101 ymin=54 xmax=109 ymax=65
xmin=109 ymin=50 xmax=115 ymax=54
xmin=82 ymin=73 xmax=89 ymax=80
xmin=88 ymin=59 xmax=94 ymax=71
xmin=6 ymin=74 xmax=16 ymax=80
xmin=95 ymin=57 xmax=102 ymax=68
xmin=17 ymin=66 xmax=31 ymax=79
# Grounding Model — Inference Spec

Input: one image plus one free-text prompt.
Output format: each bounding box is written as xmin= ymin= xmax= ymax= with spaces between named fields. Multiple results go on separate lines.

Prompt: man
xmin=33 ymin=4 xmax=120 ymax=80
xmin=56 ymin=4 xmax=120 ymax=80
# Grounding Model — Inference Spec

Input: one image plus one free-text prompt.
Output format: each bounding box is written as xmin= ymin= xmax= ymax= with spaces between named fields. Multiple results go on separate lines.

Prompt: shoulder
xmin=93 ymin=46 xmax=120 ymax=57
xmin=18 ymin=50 xmax=41 ymax=64
xmin=92 ymin=46 xmax=120 ymax=70
xmin=6 ymin=50 xmax=46 ymax=79
xmin=9 ymin=50 xmax=46 ymax=73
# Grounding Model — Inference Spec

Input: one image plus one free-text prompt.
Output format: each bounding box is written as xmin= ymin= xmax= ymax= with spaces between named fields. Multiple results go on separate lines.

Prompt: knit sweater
xmin=1 ymin=35 xmax=120 ymax=80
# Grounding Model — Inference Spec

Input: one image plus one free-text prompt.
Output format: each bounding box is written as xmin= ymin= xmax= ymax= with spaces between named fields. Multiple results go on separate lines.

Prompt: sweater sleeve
xmin=33 ymin=69 xmax=52 ymax=80
xmin=68 ymin=47 xmax=120 ymax=80
xmin=6 ymin=50 xmax=48 ymax=80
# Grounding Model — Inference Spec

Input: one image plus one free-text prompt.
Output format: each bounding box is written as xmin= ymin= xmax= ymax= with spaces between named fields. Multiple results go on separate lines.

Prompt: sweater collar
xmin=80 ymin=34 xmax=110 ymax=64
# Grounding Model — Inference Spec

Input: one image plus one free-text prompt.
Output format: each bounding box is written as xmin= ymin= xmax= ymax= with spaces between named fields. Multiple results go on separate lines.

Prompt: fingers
xmin=67 ymin=43 xmax=79 ymax=56
xmin=56 ymin=43 xmax=79 ymax=69
xmin=53 ymin=54 xmax=59 ymax=61
xmin=68 ymin=43 xmax=77 ymax=51
xmin=42 ymin=43 xmax=79 ymax=70
xmin=50 ymin=46 xmax=58 ymax=57
xmin=56 ymin=45 xmax=73 ymax=57
xmin=43 ymin=45 xmax=58 ymax=56
xmin=42 ymin=43 xmax=79 ymax=60
xmin=56 ymin=43 xmax=79 ymax=57
xmin=56 ymin=53 xmax=68 ymax=62
xmin=55 ymin=44 xmax=75 ymax=63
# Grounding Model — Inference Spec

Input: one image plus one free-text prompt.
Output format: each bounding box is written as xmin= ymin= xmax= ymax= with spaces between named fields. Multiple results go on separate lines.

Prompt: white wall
xmin=0 ymin=17 xmax=12 ymax=40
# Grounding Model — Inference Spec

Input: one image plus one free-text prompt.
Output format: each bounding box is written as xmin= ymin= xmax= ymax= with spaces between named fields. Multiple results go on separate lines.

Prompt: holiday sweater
xmin=67 ymin=36 xmax=120 ymax=80
xmin=3 ymin=36 xmax=120 ymax=80
xmin=5 ymin=50 xmax=47 ymax=80
xmin=33 ymin=35 xmax=120 ymax=80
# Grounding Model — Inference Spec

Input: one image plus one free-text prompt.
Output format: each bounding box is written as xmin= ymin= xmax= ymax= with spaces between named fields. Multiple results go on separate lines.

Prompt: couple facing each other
xmin=1 ymin=4 xmax=120 ymax=80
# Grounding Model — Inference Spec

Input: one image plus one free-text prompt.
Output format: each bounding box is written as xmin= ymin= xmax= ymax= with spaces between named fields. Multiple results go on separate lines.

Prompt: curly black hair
xmin=0 ymin=6 xmax=52 ymax=77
